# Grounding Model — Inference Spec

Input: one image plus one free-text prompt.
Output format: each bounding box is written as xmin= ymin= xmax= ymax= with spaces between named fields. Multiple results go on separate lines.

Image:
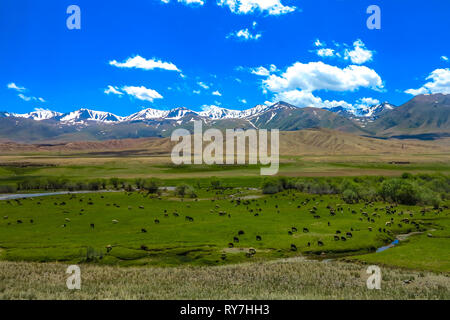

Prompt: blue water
xmin=376 ymin=239 xmax=399 ymax=253
xmin=0 ymin=190 xmax=117 ymax=201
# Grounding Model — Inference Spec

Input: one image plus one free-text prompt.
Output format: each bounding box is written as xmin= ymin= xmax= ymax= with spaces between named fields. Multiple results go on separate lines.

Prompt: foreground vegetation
xmin=0 ymin=259 xmax=448 ymax=300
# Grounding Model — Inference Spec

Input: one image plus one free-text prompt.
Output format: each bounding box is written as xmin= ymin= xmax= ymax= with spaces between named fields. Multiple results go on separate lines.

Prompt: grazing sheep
xmin=327 ymin=222 xmax=330 ymax=226
xmin=3 ymin=216 xmax=8 ymax=219
xmin=154 ymin=219 xmax=160 ymax=224
xmin=112 ymin=219 xmax=119 ymax=224
xmin=228 ymin=242 xmax=234 ymax=248
xmin=65 ymin=218 xmax=71 ymax=222
xmin=30 ymin=219 xmax=34 ymax=224
xmin=233 ymin=236 xmax=239 ymax=243
xmin=336 ymin=230 xmax=341 ymax=234
xmin=368 ymin=227 xmax=372 ymax=231
xmin=141 ymin=244 xmax=148 ymax=250
xmin=256 ymin=235 xmax=262 ymax=241
xmin=290 ymin=244 xmax=297 ymax=251
xmin=341 ymin=236 xmax=347 ymax=241
xmin=318 ymin=240 xmax=324 ymax=246
xmin=303 ymin=227 xmax=309 ymax=233
xmin=61 ymin=224 xmax=66 ymax=228
xmin=106 ymin=245 xmax=112 ymax=253
xmin=185 ymin=216 xmax=194 ymax=222
xmin=307 ymin=242 xmax=311 ymax=247
xmin=334 ymin=235 xmax=340 ymax=241
xmin=238 ymin=230 xmax=245 ymax=236
xmin=288 ymin=231 xmax=293 ymax=235
xmin=346 ymin=232 xmax=353 ymax=238
xmin=90 ymin=223 xmax=95 ymax=229
xmin=17 ymin=220 xmax=23 ymax=224
xmin=139 ymin=206 xmax=144 ymax=209
xmin=292 ymin=227 xmax=297 ymax=232
xmin=141 ymin=228 xmax=147 ymax=233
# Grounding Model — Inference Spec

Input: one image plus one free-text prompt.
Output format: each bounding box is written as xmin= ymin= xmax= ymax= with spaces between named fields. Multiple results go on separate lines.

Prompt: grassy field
xmin=0 ymin=188 xmax=448 ymax=272
xmin=1 ymin=259 xmax=449 ymax=300
xmin=0 ymin=140 xmax=448 ymax=300
xmin=0 ymin=153 xmax=449 ymax=187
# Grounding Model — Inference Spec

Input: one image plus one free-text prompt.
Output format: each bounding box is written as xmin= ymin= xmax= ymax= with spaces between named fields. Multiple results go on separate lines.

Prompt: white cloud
xmin=227 ymin=28 xmax=261 ymax=41
xmin=271 ymin=90 xmax=382 ymax=115
xmin=272 ymin=89 xmax=356 ymax=110
xmin=197 ymin=81 xmax=210 ymax=89
xmin=104 ymin=85 xmax=124 ymax=96
xmin=217 ymin=0 xmax=296 ymax=15
xmin=121 ymin=86 xmax=163 ymax=102
xmin=10 ymin=83 xmax=46 ymax=103
xmin=441 ymin=56 xmax=449 ymax=62
xmin=109 ymin=55 xmax=180 ymax=72
xmin=251 ymin=66 xmax=270 ymax=76
xmin=212 ymin=90 xmax=222 ymax=96
xmin=344 ymin=40 xmax=374 ymax=64
xmin=263 ymin=61 xmax=383 ymax=93
xmin=7 ymin=82 xmax=26 ymax=92
xmin=317 ymin=48 xmax=334 ymax=57
xmin=314 ymin=39 xmax=324 ymax=47
xmin=193 ymin=90 xmax=201 ymax=94
xmin=180 ymin=0 xmax=204 ymax=4
xmin=357 ymin=97 xmax=380 ymax=106
xmin=18 ymin=93 xmax=32 ymax=102
xmin=405 ymin=68 xmax=450 ymax=95
xmin=314 ymin=39 xmax=374 ymax=65
xmin=239 ymin=98 xmax=247 ymax=104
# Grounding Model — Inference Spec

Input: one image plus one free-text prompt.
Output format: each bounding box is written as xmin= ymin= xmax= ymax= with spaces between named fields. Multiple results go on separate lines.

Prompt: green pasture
xmin=0 ymin=189 xmax=448 ymax=272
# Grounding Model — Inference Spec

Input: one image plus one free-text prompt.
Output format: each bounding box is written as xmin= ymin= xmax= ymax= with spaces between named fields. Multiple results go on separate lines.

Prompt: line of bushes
xmin=261 ymin=173 xmax=449 ymax=207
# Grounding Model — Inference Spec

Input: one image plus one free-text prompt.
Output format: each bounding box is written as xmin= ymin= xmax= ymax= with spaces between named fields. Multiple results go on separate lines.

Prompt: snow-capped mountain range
xmin=3 ymin=101 xmax=392 ymax=124
xmin=325 ymin=102 xmax=396 ymax=119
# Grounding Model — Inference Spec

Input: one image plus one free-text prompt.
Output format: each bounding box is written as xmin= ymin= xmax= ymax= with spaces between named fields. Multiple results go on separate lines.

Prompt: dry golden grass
xmin=1 ymin=129 xmax=448 ymax=157
xmin=0 ymin=259 xmax=448 ymax=300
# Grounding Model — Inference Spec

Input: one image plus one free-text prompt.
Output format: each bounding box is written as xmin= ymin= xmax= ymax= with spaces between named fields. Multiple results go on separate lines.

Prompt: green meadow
xmin=0 ymin=188 xmax=448 ymax=272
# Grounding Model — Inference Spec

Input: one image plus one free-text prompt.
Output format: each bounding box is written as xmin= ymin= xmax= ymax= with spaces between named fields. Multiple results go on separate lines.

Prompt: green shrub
xmin=342 ymin=189 xmax=359 ymax=204
xmin=143 ymin=179 xmax=160 ymax=194
xmin=261 ymin=178 xmax=282 ymax=194
xmin=0 ymin=184 xmax=17 ymax=193
xmin=175 ymin=184 xmax=197 ymax=198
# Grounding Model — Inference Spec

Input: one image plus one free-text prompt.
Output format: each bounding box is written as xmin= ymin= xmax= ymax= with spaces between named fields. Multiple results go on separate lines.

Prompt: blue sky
xmin=1 ymin=0 xmax=449 ymax=116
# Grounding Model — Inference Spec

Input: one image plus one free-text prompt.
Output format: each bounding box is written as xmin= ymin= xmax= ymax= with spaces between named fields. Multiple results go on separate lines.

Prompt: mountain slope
xmin=252 ymin=103 xmax=367 ymax=134
xmin=368 ymin=94 xmax=450 ymax=138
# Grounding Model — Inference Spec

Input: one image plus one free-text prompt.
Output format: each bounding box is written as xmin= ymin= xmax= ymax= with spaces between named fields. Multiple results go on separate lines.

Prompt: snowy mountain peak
xmin=199 ymin=105 xmax=241 ymax=119
xmin=165 ymin=107 xmax=197 ymax=120
xmin=12 ymin=109 xmax=62 ymax=121
xmin=59 ymin=108 xmax=123 ymax=123
xmin=126 ymin=108 xmax=169 ymax=121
